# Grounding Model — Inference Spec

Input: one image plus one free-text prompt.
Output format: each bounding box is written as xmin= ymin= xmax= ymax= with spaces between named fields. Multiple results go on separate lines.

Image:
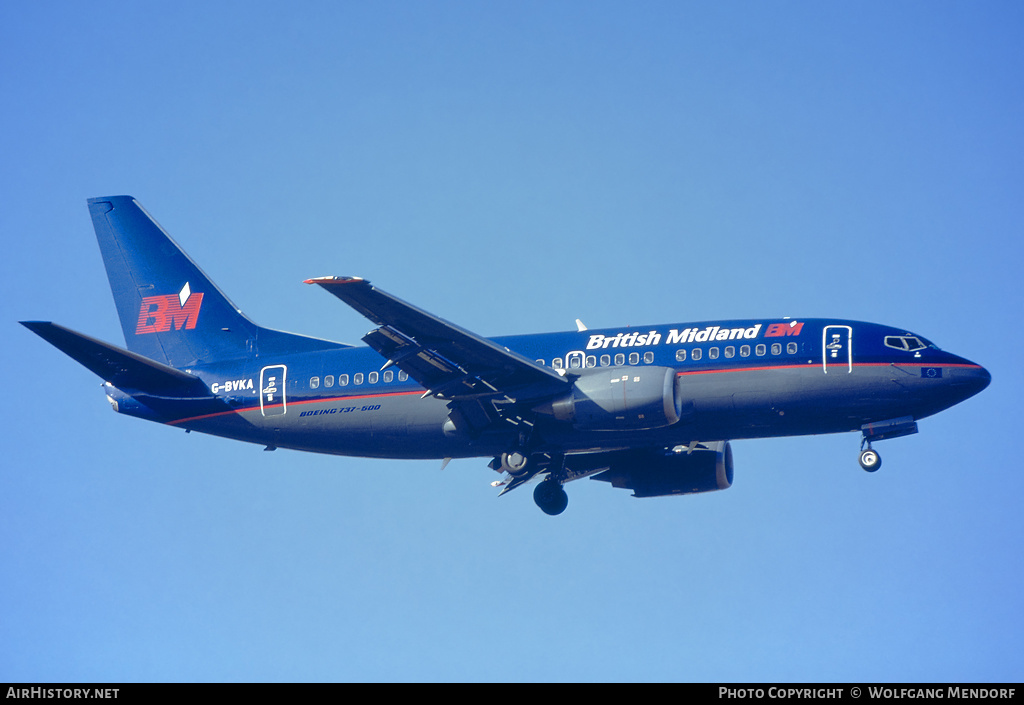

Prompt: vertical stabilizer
xmin=88 ymin=196 xmax=259 ymax=367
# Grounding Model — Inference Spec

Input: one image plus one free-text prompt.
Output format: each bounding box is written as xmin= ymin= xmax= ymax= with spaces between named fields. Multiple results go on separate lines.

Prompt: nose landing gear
xmin=858 ymin=443 xmax=882 ymax=472
xmin=857 ymin=416 xmax=918 ymax=472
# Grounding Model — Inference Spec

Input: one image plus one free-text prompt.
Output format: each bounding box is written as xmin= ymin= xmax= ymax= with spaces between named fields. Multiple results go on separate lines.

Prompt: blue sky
xmin=2 ymin=1 xmax=1022 ymax=682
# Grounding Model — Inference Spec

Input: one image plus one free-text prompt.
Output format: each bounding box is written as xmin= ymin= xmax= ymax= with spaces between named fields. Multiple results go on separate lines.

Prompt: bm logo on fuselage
xmin=135 ymin=282 xmax=204 ymax=334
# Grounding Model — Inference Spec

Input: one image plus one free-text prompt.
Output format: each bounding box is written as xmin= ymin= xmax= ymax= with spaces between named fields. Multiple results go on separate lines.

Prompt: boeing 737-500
xmin=22 ymin=197 xmax=991 ymax=514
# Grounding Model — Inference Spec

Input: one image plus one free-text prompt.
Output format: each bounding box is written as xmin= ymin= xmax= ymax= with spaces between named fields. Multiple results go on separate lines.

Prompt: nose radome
xmin=953 ymin=359 xmax=991 ymax=399
xmin=975 ymin=364 xmax=992 ymax=392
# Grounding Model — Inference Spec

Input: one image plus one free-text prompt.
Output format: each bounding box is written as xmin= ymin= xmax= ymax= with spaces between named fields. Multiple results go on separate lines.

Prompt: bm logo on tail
xmin=135 ymin=282 xmax=204 ymax=334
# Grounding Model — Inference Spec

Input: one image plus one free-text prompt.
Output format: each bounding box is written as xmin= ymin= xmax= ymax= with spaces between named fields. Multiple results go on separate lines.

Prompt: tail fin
xmin=89 ymin=196 xmax=258 ymax=367
xmin=88 ymin=196 xmax=343 ymax=368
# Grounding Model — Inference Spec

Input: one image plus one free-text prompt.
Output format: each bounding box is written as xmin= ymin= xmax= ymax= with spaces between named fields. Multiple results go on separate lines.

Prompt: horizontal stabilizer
xmin=20 ymin=321 xmax=209 ymax=397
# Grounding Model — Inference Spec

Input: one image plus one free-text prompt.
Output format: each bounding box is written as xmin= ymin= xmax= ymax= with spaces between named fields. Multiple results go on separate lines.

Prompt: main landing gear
xmin=490 ymin=446 xmax=570 ymax=515
xmin=533 ymin=478 xmax=569 ymax=516
xmin=496 ymin=450 xmax=530 ymax=476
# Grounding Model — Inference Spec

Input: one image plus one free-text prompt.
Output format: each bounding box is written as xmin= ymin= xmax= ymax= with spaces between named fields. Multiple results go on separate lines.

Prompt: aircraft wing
xmin=305 ymin=276 xmax=571 ymax=434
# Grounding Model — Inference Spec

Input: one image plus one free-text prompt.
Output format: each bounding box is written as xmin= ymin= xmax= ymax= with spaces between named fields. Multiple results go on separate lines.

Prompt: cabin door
xmin=822 ymin=326 xmax=852 ymax=374
xmin=260 ymin=365 xmax=288 ymax=416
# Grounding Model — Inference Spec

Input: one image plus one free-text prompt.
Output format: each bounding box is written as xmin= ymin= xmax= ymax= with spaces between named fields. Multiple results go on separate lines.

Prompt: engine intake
xmin=534 ymin=366 xmax=682 ymax=430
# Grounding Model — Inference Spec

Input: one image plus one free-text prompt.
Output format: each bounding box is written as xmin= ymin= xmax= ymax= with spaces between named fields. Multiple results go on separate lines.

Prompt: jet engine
xmin=587 ymin=442 xmax=734 ymax=498
xmin=533 ymin=366 xmax=682 ymax=430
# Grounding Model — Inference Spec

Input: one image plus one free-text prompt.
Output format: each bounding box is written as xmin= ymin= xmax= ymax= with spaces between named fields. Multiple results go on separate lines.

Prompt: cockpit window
xmin=884 ymin=335 xmax=928 ymax=352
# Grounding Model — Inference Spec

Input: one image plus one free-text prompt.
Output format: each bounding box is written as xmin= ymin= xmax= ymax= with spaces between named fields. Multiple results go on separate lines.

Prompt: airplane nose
xmin=952 ymin=358 xmax=991 ymax=400
xmin=973 ymin=364 xmax=992 ymax=393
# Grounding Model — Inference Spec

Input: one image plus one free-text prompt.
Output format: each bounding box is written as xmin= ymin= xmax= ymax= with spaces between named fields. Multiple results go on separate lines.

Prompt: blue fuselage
xmin=106 ymin=317 xmax=990 ymax=459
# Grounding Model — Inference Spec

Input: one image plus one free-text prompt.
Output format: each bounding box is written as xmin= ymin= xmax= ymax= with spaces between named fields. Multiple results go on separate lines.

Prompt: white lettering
xmin=718 ymin=688 xmax=765 ymax=698
xmin=211 ymin=378 xmax=254 ymax=395
xmin=587 ymin=324 xmax=764 ymax=352
xmin=766 ymin=688 xmax=846 ymax=698
xmin=948 ymin=688 xmax=1016 ymax=699
xmin=666 ymin=329 xmax=688 ymax=345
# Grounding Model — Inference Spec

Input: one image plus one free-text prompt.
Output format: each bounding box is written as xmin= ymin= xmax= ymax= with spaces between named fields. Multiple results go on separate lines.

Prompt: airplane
xmin=21 ymin=196 xmax=991 ymax=515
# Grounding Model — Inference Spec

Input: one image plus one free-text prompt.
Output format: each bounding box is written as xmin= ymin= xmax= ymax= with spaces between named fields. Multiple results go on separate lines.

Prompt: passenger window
xmin=586 ymin=355 xmax=596 ymax=368
xmin=691 ymin=348 xmax=702 ymax=361
xmin=675 ymin=349 xmax=687 ymax=362
xmin=771 ymin=343 xmax=781 ymax=355
xmin=643 ymin=351 xmax=654 ymax=364
xmin=310 ymin=376 xmax=320 ymax=389
xmin=354 ymin=373 xmax=364 ymax=385
xmin=787 ymin=342 xmax=798 ymax=354
xmin=755 ymin=344 xmax=766 ymax=357
xmin=536 ymin=359 xmax=545 ymax=366
xmin=628 ymin=352 xmax=639 ymax=365
xmin=600 ymin=354 xmax=611 ymax=367
xmin=339 ymin=374 xmax=349 ymax=386
xmin=368 ymin=371 xmax=379 ymax=384
xmin=324 ymin=375 xmax=334 ymax=387
xmin=383 ymin=370 xmax=394 ymax=383
xmin=740 ymin=345 xmax=750 ymax=357
xmin=553 ymin=358 xmax=563 ymax=370
xmin=614 ymin=353 xmax=625 ymax=365
xmin=398 ymin=371 xmax=408 ymax=382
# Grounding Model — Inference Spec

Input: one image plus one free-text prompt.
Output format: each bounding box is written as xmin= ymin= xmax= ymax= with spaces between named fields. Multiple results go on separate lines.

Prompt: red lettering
xmin=765 ymin=322 xmax=804 ymax=337
xmin=167 ymin=292 xmax=203 ymax=330
xmin=136 ymin=296 xmax=170 ymax=334
xmin=135 ymin=293 xmax=204 ymax=334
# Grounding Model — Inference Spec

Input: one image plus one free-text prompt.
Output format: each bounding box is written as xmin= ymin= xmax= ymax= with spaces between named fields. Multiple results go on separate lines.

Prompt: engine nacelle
xmin=534 ymin=366 xmax=682 ymax=430
xmin=588 ymin=442 xmax=734 ymax=498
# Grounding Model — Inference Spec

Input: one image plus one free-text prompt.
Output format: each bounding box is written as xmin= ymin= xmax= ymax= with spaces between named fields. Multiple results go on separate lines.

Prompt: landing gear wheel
xmin=859 ymin=448 xmax=882 ymax=472
xmin=500 ymin=451 xmax=530 ymax=477
xmin=534 ymin=479 xmax=569 ymax=516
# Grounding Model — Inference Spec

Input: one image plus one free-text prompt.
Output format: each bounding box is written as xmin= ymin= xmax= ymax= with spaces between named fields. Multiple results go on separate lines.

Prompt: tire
xmin=534 ymin=480 xmax=569 ymax=516
xmin=501 ymin=451 xmax=529 ymax=476
xmin=859 ymin=448 xmax=882 ymax=472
